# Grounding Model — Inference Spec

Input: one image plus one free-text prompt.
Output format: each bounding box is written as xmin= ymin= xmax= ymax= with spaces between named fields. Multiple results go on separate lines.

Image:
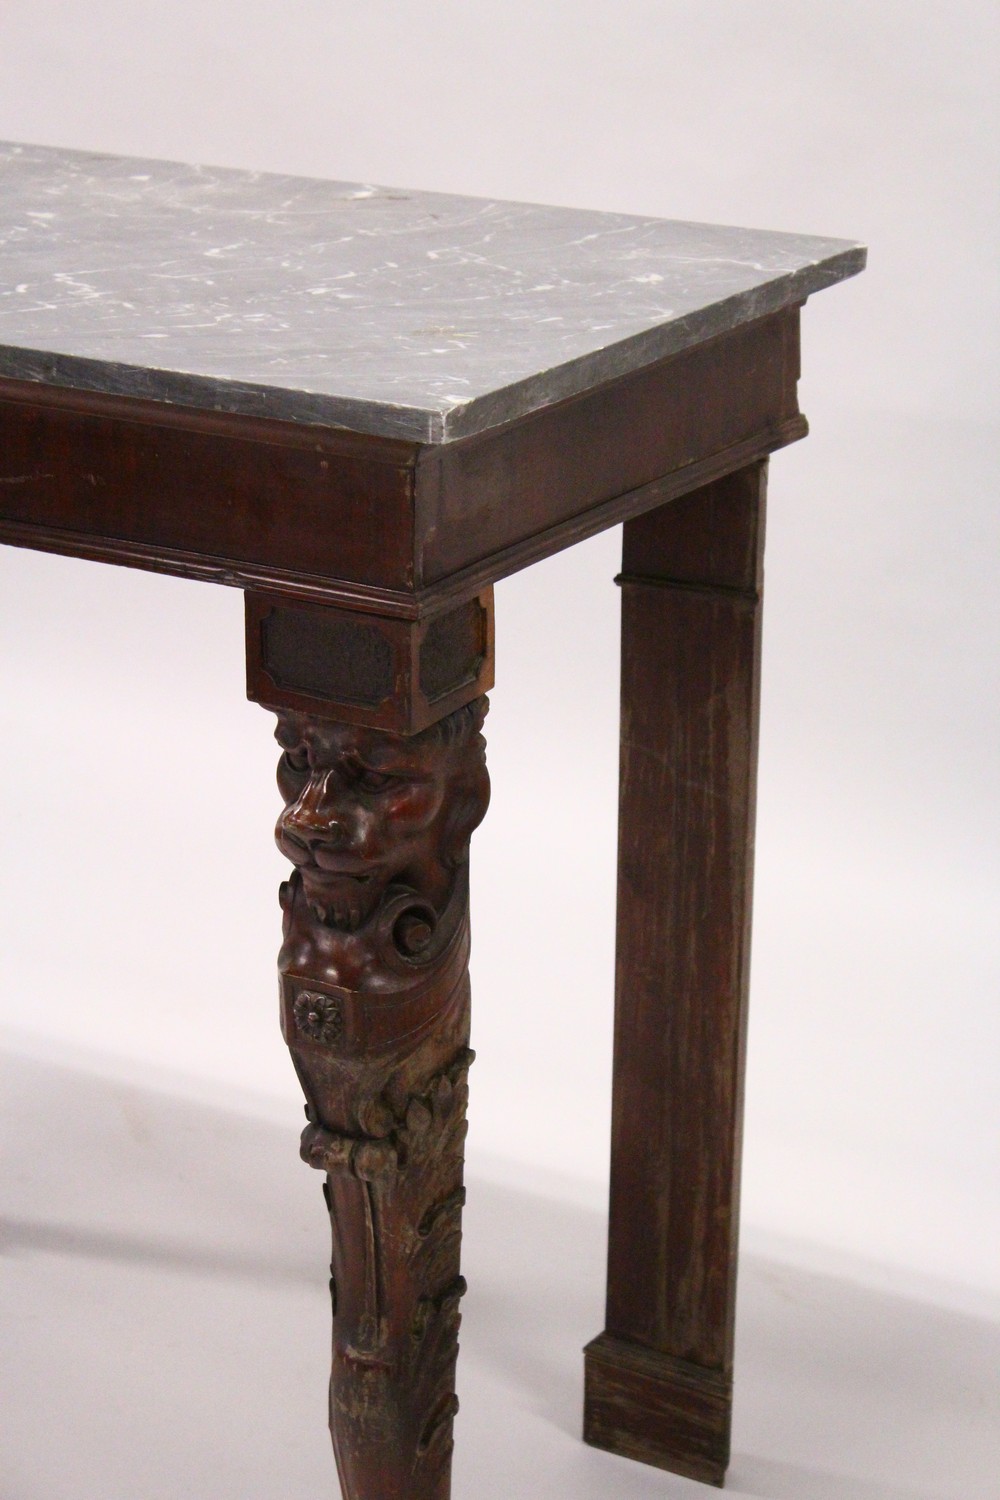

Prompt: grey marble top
xmin=0 ymin=142 xmax=865 ymax=444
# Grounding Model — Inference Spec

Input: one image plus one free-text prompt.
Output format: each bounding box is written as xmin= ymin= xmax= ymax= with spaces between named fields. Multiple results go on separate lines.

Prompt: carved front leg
xmin=272 ymin=698 xmax=489 ymax=1500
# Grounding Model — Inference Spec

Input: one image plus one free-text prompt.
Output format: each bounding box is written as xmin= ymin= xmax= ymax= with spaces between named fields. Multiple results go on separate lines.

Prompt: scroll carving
xmin=273 ymin=697 xmax=490 ymax=1500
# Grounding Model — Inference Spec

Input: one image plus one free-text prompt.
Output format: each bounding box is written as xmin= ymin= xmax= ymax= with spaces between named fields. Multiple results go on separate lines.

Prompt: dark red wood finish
xmin=246 ymin=589 xmax=495 ymax=734
xmin=2 ymin=310 xmax=805 ymax=1496
xmin=0 ymin=310 xmax=800 ymax=619
xmin=417 ymin=307 xmax=797 ymax=583
xmin=274 ymin=700 xmax=490 ymax=1499
xmin=584 ymin=463 xmax=767 ymax=1485
xmin=0 ymin=379 xmax=419 ymax=596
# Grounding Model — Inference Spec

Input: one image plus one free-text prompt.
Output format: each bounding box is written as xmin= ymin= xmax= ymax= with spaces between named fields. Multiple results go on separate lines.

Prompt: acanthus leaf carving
xmin=272 ymin=696 xmax=489 ymax=1500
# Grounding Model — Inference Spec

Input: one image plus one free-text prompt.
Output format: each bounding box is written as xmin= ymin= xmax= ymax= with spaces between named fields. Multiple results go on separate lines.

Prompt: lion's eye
xmin=283 ymin=747 xmax=310 ymax=775
xmin=356 ymin=767 xmax=395 ymax=794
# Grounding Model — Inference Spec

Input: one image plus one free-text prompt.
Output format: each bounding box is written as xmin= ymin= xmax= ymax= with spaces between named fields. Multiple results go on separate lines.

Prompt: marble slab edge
xmin=0 ymin=247 xmax=864 ymax=446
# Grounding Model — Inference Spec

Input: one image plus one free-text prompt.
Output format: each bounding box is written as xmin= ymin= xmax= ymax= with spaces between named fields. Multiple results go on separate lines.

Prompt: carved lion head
xmin=274 ymin=698 xmax=489 ymax=931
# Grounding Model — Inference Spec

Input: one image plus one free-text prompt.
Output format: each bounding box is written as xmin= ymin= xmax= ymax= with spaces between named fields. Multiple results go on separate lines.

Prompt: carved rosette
xmin=273 ymin=697 xmax=490 ymax=1500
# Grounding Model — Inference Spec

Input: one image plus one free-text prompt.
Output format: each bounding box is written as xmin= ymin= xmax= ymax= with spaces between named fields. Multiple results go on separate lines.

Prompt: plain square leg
xmin=584 ymin=462 xmax=767 ymax=1486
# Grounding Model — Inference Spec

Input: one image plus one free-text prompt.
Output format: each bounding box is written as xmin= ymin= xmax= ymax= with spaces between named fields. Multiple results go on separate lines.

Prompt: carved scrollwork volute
xmin=272 ymin=696 xmax=489 ymax=1500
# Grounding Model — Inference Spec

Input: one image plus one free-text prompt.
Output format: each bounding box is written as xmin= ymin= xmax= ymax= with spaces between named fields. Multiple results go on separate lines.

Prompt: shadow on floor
xmin=2 ymin=1043 xmax=996 ymax=1500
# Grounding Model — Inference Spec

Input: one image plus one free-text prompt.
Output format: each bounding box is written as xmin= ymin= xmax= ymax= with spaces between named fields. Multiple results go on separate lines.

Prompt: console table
xmin=0 ymin=142 xmax=864 ymax=1496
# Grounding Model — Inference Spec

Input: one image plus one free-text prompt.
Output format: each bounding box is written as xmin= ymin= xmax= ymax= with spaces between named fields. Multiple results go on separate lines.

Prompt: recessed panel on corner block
xmin=245 ymin=590 xmax=494 ymax=734
xmin=1 ymin=138 xmax=867 ymax=1498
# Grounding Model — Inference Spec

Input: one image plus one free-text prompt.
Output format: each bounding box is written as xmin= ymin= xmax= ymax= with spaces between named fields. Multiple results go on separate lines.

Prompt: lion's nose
xmin=280 ymin=777 xmax=345 ymax=853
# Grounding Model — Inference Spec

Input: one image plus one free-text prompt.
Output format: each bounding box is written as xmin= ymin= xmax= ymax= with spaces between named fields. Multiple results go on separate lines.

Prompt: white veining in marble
xmin=0 ymin=142 xmax=865 ymax=442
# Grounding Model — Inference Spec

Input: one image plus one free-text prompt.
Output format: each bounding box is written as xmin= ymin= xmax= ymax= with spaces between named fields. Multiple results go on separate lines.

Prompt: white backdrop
xmin=1 ymin=6 xmax=997 ymax=1498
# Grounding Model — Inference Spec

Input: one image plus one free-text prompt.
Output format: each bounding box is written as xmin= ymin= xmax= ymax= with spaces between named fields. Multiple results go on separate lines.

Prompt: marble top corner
xmin=0 ymin=142 xmax=865 ymax=444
